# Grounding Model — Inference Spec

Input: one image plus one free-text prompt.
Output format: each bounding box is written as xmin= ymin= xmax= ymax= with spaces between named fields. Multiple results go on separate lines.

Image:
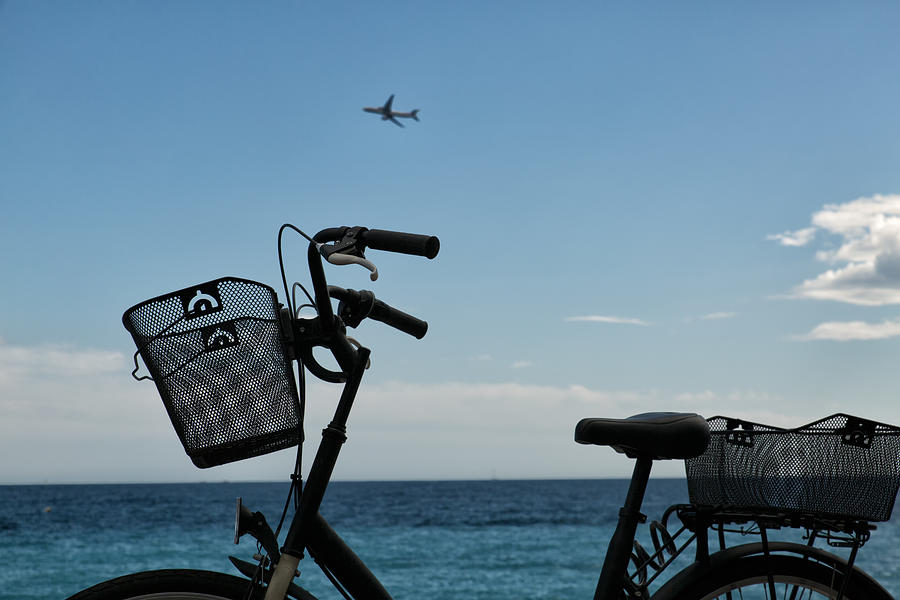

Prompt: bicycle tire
xmin=656 ymin=554 xmax=892 ymax=599
xmin=65 ymin=569 xmax=265 ymax=600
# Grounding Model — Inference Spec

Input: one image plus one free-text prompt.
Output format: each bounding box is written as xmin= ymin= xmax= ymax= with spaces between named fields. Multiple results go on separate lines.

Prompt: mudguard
xmin=650 ymin=541 xmax=892 ymax=599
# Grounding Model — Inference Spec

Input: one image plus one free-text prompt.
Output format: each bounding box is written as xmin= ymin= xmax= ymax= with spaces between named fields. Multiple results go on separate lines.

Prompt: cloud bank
xmin=1 ymin=339 xmax=804 ymax=481
xmin=769 ymin=194 xmax=900 ymax=306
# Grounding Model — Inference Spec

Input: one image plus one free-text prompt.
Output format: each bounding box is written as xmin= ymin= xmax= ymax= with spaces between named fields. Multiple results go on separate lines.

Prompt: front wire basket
xmin=686 ymin=414 xmax=900 ymax=522
xmin=123 ymin=277 xmax=301 ymax=468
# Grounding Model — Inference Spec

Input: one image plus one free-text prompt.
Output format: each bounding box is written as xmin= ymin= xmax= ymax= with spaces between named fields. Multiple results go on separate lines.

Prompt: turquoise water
xmin=3 ymin=479 xmax=900 ymax=599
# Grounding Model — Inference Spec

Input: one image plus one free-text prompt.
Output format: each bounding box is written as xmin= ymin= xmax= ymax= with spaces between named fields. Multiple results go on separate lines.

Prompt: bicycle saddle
xmin=575 ymin=412 xmax=710 ymax=460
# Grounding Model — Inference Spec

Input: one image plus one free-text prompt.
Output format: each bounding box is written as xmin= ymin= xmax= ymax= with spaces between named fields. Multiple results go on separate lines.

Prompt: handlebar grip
xmin=370 ymin=299 xmax=428 ymax=339
xmin=362 ymin=229 xmax=440 ymax=259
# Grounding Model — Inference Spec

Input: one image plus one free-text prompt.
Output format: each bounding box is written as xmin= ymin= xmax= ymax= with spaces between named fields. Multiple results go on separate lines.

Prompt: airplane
xmin=363 ymin=94 xmax=420 ymax=127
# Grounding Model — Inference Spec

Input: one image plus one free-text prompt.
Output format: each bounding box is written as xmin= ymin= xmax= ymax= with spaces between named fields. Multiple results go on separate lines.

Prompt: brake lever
xmin=317 ymin=244 xmax=379 ymax=281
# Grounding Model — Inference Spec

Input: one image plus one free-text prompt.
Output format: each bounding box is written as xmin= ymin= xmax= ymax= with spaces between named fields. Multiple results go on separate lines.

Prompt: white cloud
xmin=671 ymin=390 xmax=798 ymax=426
xmin=685 ymin=311 xmax=737 ymax=323
xmin=0 ymin=337 xmax=125 ymax=384
xmin=701 ymin=312 xmax=736 ymax=320
xmin=791 ymin=319 xmax=900 ymax=341
xmin=812 ymin=195 xmax=900 ymax=236
xmin=511 ymin=360 xmax=532 ymax=369
xmin=771 ymin=194 xmax=900 ymax=305
xmin=766 ymin=227 xmax=817 ymax=247
xmin=565 ymin=315 xmax=651 ymax=326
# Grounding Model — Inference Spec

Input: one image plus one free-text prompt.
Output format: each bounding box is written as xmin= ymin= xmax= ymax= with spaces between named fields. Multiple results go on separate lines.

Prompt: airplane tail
xmin=411 ymin=109 xmax=420 ymax=121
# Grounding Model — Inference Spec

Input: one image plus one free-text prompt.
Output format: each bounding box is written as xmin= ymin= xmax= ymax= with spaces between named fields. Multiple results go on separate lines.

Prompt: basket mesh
xmin=685 ymin=414 xmax=900 ymax=522
xmin=123 ymin=277 xmax=301 ymax=468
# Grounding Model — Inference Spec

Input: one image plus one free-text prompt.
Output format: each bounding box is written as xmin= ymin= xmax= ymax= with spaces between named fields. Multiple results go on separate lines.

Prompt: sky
xmin=3 ymin=2 xmax=900 ymax=483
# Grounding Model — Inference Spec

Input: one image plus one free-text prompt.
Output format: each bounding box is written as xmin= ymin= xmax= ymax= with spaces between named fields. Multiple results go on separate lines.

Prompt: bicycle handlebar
xmin=313 ymin=227 xmax=350 ymax=243
xmin=329 ymin=286 xmax=428 ymax=339
xmin=296 ymin=225 xmax=438 ymax=382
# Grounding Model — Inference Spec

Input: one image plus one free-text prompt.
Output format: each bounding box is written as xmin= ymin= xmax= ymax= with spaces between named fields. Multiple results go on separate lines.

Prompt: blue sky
xmin=3 ymin=2 xmax=900 ymax=483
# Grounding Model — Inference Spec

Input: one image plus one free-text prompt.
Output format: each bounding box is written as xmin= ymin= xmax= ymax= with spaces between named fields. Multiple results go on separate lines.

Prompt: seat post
xmin=593 ymin=456 xmax=653 ymax=600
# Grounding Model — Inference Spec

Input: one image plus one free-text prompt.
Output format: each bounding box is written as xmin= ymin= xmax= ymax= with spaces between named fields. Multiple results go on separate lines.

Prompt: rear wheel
xmin=65 ymin=569 xmax=263 ymax=600
xmin=669 ymin=554 xmax=891 ymax=599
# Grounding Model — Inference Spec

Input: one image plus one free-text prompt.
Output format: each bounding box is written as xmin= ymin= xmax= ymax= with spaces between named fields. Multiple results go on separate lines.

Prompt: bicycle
xmin=68 ymin=223 xmax=900 ymax=600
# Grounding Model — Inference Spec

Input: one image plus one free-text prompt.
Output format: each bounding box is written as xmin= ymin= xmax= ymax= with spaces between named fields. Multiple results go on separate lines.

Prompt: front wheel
xmin=66 ymin=569 xmax=265 ymax=600
xmin=661 ymin=554 xmax=892 ymax=599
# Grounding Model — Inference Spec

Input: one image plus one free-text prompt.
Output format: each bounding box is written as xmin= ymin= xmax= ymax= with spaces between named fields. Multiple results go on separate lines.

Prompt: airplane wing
xmin=388 ymin=116 xmax=404 ymax=127
xmin=383 ymin=94 xmax=395 ymax=112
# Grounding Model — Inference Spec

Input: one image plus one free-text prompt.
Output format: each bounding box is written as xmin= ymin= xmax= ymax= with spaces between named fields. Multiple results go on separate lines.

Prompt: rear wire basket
xmin=686 ymin=414 xmax=900 ymax=522
xmin=123 ymin=277 xmax=301 ymax=468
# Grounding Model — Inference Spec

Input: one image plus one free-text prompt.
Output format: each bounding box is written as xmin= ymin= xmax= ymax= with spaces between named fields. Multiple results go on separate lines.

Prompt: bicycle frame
xmin=253 ymin=230 xmax=889 ymax=600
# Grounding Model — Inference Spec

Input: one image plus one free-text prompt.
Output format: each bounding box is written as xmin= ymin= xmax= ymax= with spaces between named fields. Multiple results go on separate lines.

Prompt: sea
xmin=4 ymin=479 xmax=900 ymax=600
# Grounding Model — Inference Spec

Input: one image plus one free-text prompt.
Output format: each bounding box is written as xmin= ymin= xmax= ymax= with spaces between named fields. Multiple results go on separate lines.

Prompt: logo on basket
xmin=841 ymin=418 xmax=876 ymax=448
xmin=183 ymin=283 xmax=223 ymax=319
xmin=202 ymin=322 xmax=239 ymax=352
xmin=725 ymin=419 xmax=754 ymax=447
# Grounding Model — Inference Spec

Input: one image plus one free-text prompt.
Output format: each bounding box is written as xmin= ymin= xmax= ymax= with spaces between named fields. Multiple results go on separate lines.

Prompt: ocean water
xmin=3 ymin=479 xmax=900 ymax=600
